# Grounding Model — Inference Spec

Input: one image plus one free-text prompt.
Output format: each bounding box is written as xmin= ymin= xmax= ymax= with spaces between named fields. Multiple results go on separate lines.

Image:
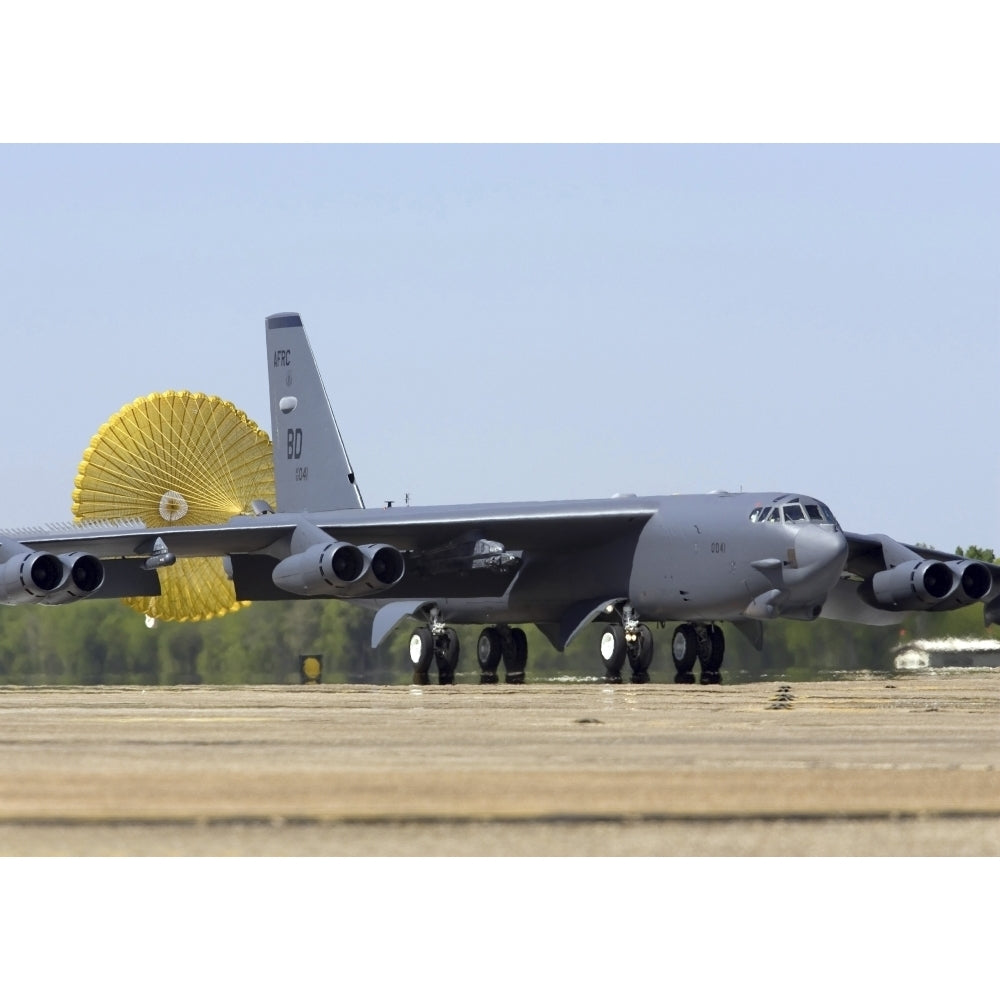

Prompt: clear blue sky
xmin=2 ymin=144 xmax=998 ymax=553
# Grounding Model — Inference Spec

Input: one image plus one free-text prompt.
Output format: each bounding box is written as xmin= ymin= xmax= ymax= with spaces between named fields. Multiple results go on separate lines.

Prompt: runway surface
xmin=1 ymin=674 xmax=998 ymax=855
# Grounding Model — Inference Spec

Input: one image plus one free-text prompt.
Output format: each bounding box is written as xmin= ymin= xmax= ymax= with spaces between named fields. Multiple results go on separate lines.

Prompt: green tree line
xmin=0 ymin=576 xmax=995 ymax=685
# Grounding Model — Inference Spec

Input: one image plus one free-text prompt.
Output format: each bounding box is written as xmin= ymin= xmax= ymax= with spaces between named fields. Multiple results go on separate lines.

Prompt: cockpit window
xmin=751 ymin=500 xmax=839 ymax=526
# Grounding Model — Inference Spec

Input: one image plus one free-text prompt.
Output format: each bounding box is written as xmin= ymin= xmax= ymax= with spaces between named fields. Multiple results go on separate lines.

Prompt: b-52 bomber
xmin=3 ymin=312 xmax=999 ymax=685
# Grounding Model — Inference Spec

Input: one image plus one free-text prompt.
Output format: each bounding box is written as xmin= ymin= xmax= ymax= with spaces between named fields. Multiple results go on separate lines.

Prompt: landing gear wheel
xmin=409 ymin=627 xmax=433 ymax=685
xmin=697 ymin=625 xmax=725 ymax=683
xmin=477 ymin=627 xmax=503 ymax=684
xmin=627 ymin=623 xmax=654 ymax=683
xmin=502 ymin=627 xmax=528 ymax=684
xmin=600 ymin=625 xmax=626 ymax=683
xmin=434 ymin=627 xmax=460 ymax=685
xmin=672 ymin=624 xmax=698 ymax=684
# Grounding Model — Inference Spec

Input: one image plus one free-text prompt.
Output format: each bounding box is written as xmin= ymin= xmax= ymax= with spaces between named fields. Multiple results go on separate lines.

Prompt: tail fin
xmin=265 ymin=312 xmax=365 ymax=512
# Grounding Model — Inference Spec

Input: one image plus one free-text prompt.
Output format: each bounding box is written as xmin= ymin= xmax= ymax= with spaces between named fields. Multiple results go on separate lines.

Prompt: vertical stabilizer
xmin=265 ymin=313 xmax=365 ymax=512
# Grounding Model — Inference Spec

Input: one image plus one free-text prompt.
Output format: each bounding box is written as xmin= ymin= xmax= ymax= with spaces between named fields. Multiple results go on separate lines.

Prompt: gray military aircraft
xmin=3 ymin=312 xmax=999 ymax=684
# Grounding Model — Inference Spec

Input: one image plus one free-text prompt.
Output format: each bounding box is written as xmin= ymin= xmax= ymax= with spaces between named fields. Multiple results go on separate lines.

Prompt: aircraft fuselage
xmin=383 ymin=491 xmax=848 ymax=641
xmin=9 ymin=311 xmax=990 ymax=688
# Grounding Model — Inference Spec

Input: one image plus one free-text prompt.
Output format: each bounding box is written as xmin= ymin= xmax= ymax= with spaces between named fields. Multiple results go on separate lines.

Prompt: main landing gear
xmin=407 ymin=608 xmax=726 ymax=686
xmin=598 ymin=623 xmax=655 ymax=683
xmin=598 ymin=604 xmax=725 ymax=685
xmin=409 ymin=624 xmax=460 ymax=685
xmin=598 ymin=605 xmax=654 ymax=684
xmin=670 ymin=623 xmax=724 ymax=685
xmin=475 ymin=625 xmax=527 ymax=685
xmin=408 ymin=616 xmax=528 ymax=685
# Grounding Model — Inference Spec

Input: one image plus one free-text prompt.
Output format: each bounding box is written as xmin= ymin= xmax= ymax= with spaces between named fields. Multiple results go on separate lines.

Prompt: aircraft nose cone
xmin=794 ymin=525 xmax=848 ymax=576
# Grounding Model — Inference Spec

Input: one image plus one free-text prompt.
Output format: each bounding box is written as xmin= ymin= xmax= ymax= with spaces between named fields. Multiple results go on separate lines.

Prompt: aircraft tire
xmin=410 ymin=627 xmax=433 ymax=684
xmin=477 ymin=627 xmax=503 ymax=683
xmin=628 ymin=624 xmax=654 ymax=683
xmin=435 ymin=627 xmax=460 ymax=685
xmin=698 ymin=625 xmax=725 ymax=672
xmin=671 ymin=624 xmax=699 ymax=674
xmin=600 ymin=625 xmax=626 ymax=682
xmin=502 ymin=627 xmax=528 ymax=685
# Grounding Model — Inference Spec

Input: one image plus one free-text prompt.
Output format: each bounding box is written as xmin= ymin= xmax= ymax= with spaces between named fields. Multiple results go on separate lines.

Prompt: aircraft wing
xmin=7 ymin=497 xmax=656 ymax=559
xmin=1 ymin=498 xmax=658 ymax=615
xmin=820 ymin=530 xmax=1000 ymax=626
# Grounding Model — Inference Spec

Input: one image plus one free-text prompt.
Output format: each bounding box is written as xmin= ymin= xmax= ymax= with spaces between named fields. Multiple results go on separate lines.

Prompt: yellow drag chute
xmin=72 ymin=391 xmax=276 ymax=623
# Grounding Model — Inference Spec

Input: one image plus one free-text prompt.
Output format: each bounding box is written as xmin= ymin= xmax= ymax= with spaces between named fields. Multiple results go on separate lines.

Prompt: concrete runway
xmin=1 ymin=674 xmax=998 ymax=855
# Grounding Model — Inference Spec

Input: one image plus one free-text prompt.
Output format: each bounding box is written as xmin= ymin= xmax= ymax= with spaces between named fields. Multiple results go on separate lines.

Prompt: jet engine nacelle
xmin=951 ymin=560 xmax=993 ymax=602
xmin=0 ymin=545 xmax=106 ymax=607
xmin=358 ymin=544 xmax=405 ymax=590
xmin=39 ymin=553 xmax=106 ymax=605
xmin=0 ymin=548 xmax=66 ymax=605
xmin=272 ymin=540 xmax=406 ymax=597
xmin=863 ymin=559 xmax=956 ymax=611
xmin=918 ymin=559 xmax=994 ymax=613
xmin=272 ymin=541 xmax=367 ymax=596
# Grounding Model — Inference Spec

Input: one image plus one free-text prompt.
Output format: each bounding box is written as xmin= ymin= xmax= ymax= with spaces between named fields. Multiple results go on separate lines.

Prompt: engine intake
xmin=272 ymin=539 xmax=406 ymax=598
xmin=272 ymin=541 xmax=367 ymax=596
xmin=0 ymin=549 xmax=65 ymax=605
xmin=40 ymin=553 xmax=106 ymax=605
xmin=917 ymin=559 xmax=995 ymax=613
xmin=951 ymin=560 xmax=993 ymax=603
xmin=0 ymin=541 xmax=108 ymax=606
xmin=863 ymin=559 xmax=956 ymax=611
xmin=359 ymin=544 xmax=405 ymax=589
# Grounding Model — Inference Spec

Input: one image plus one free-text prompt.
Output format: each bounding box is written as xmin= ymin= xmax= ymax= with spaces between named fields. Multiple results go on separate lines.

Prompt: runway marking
xmin=2 ymin=807 xmax=1000 ymax=828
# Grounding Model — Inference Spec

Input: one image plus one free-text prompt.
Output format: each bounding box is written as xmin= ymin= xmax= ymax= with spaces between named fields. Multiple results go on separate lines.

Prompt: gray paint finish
xmin=3 ymin=313 xmax=999 ymax=680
